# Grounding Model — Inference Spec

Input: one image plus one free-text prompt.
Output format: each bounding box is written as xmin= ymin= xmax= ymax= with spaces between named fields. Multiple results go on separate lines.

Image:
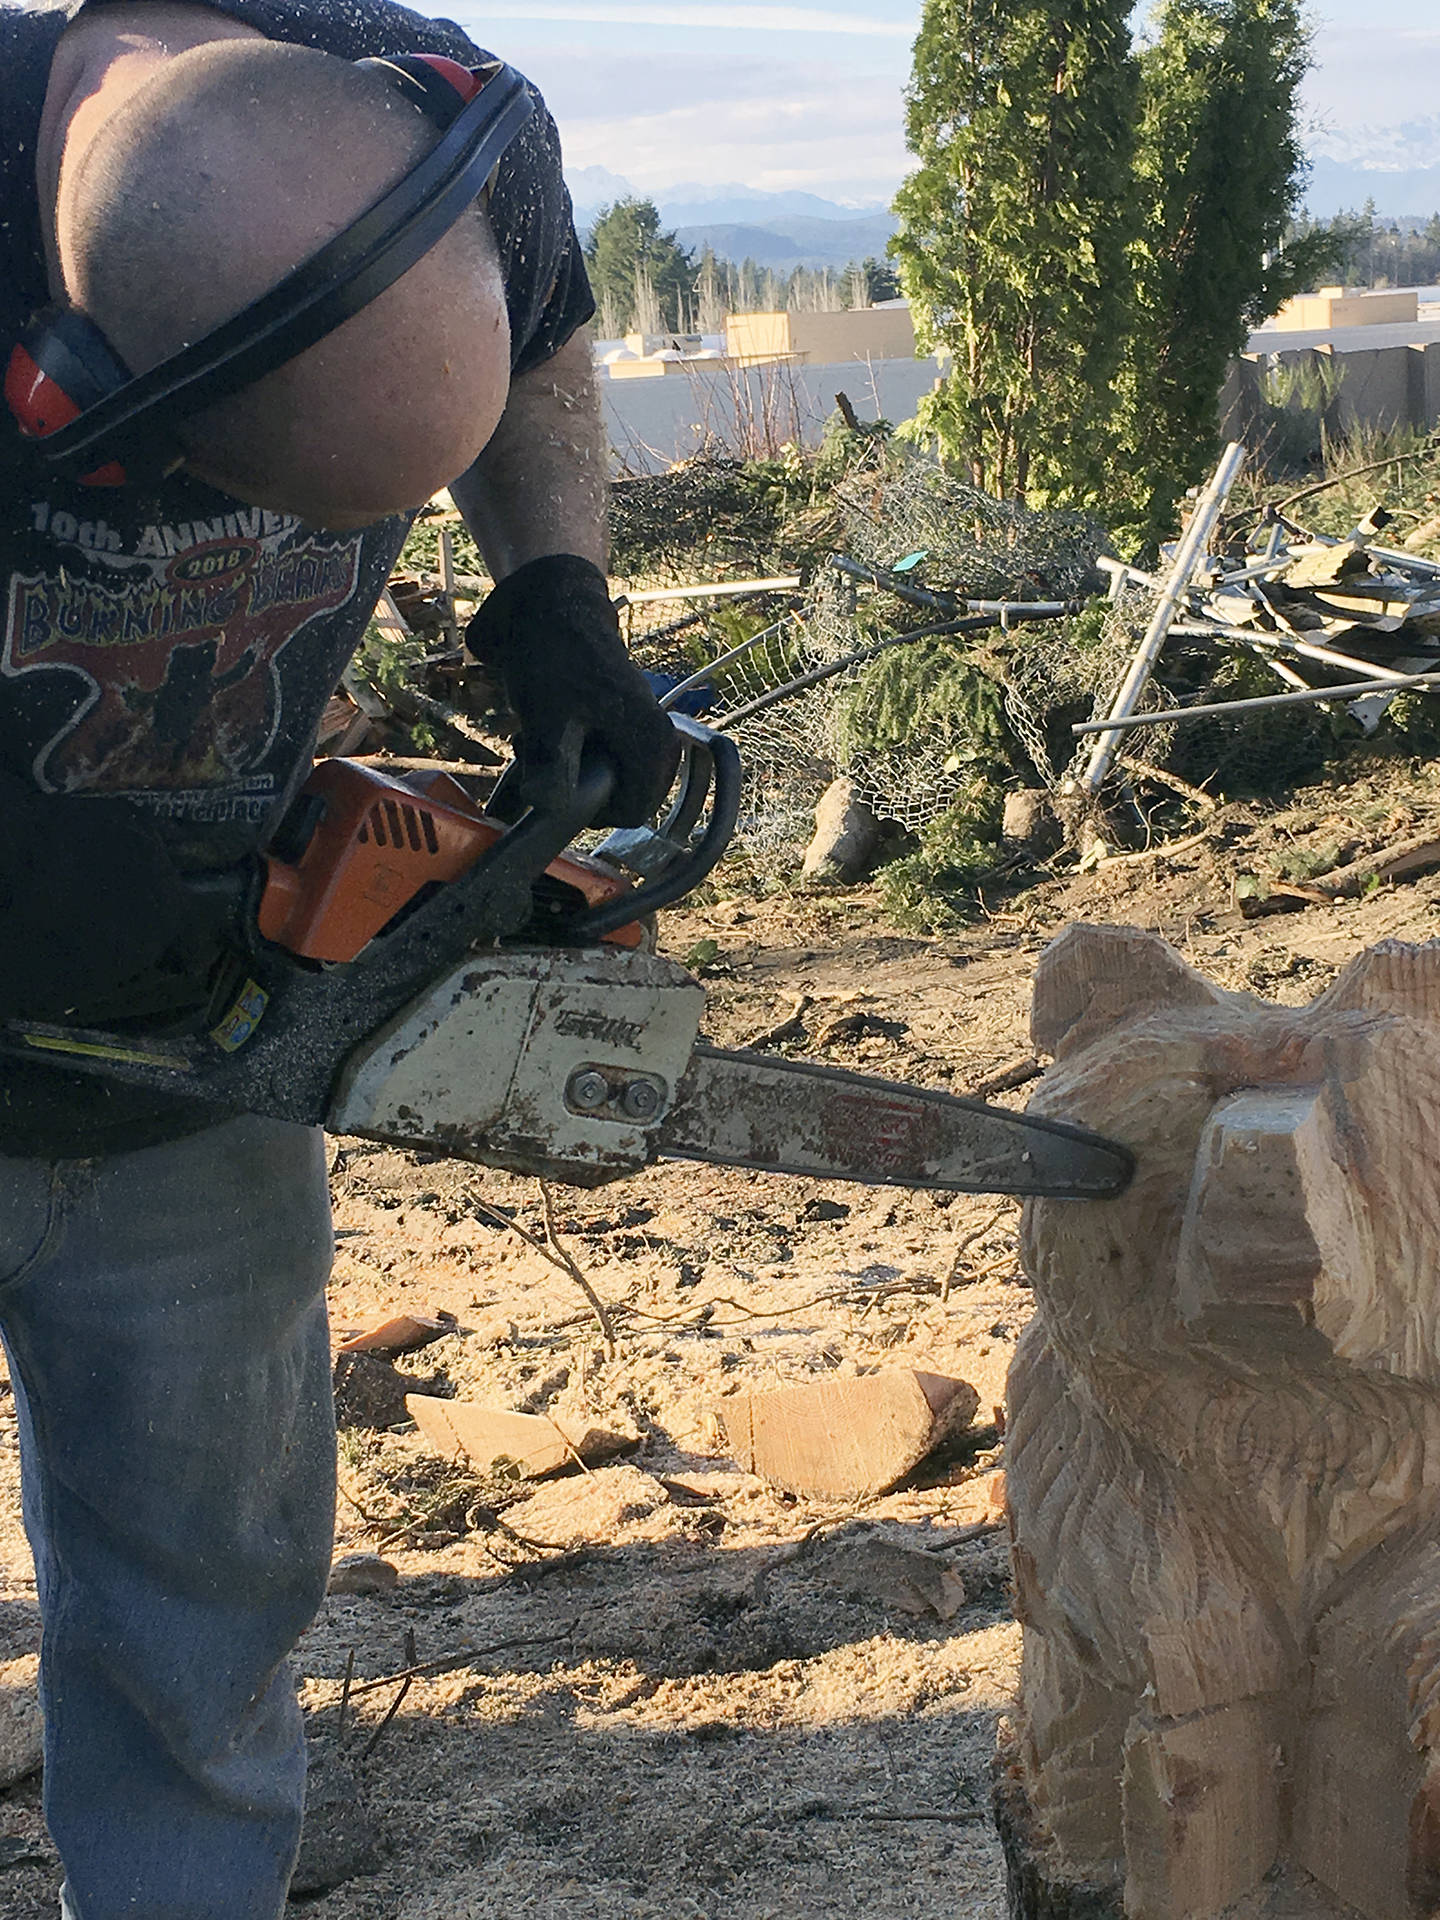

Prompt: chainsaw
xmin=0 ymin=717 xmax=1132 ymax=1200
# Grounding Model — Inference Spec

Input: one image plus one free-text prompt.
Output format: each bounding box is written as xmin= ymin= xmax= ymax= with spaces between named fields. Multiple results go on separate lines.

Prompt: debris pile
xmin=1073 ymin=447 xmax=1440 ymax=791
xmin=336 ymin=435 xmax=1440 ymax=916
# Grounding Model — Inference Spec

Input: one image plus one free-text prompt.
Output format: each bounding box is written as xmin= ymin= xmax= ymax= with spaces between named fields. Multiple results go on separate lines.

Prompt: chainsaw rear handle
xmin=559 ymin=716 xmax=741 ymax=941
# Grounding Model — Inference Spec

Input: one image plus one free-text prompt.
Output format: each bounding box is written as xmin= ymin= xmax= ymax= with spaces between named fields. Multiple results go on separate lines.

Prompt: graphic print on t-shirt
xmin=4 ymin=500 xmax=362 ymax=816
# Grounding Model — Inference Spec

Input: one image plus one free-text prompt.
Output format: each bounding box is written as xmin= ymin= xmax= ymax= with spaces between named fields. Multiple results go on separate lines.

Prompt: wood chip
xmin=336 ymin=1310 xmax=457 ymax=1357
xmin=406 ymin=1396 xmax=636 ymax=1479
xmin=721 ymin=1367 xmax=979 ymax=1500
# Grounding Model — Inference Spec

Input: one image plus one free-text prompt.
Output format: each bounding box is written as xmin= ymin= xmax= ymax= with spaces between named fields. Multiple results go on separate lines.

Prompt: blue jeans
xmin=0 ymin=1119 xmax=336 ymax=1920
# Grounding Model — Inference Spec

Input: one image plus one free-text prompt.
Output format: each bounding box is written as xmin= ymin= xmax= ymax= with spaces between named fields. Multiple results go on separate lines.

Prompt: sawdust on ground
xmin=0 ymin=748 xmax=1436 ymax=1918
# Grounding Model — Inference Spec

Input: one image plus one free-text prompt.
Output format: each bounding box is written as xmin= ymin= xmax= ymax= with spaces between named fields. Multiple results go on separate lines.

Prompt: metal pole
xmin=614 ymin=575 xmax=802 ymax=609
xmin=1070 ymin=669 xmax=1440 ymax=735
xmin=439 ymin=528 xmax=458 ymax=650
xmin=657 ymin=616 xmax=791 ymax=709
xmin=1172 ymin=622 xmax=1428 ymax=685
xmin=1075 ymin=441 xmax=1248 ymax=796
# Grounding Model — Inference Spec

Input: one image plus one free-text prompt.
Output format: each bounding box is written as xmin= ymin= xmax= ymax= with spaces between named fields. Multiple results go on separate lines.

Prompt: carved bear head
xmin=1023 ymin=926 xmax=1440 ymax=1386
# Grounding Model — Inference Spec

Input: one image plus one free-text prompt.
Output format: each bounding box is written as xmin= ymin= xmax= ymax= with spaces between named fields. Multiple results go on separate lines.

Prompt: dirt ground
xmin=0 ymin=747 xmax=1438 ymax=1918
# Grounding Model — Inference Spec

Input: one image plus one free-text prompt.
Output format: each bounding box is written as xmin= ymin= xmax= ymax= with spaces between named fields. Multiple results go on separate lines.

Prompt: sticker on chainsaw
xmin=211 ymin=980 xmax=270 ymax=1053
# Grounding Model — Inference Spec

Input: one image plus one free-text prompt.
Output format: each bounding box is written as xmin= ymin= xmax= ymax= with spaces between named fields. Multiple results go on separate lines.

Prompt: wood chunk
xmin=1314 ymin=834 xmax=1440 ymax=900
xmin=1282 ymin=540 xmax=1373 ymax=588
xmin=405 ymin=1395 xmax=635 ymax=1479
xmin=336 ymin=1309 xmax=456 ymax=1357
xmin=720 ymin=1367 xmax=979 ymax=1499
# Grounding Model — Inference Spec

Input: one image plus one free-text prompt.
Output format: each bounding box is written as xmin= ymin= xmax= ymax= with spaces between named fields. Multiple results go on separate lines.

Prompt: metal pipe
xmin=1077 ymin=442 xmax=1248 ymax=795
xmin=657 ymin=617 xmax=792 ymax=708
xmin=1171 ymin=622 xmax=1426 ymax=685
xmin=1071 ymin=670 xmax=1440 ymax=735
xmin=828 ymin=554 xmax=1074 ymax=619
xmin=1095 ymin=556 xmax=1159 ymax=592
xmin=614 ymin=575 xmax=802 ymax=609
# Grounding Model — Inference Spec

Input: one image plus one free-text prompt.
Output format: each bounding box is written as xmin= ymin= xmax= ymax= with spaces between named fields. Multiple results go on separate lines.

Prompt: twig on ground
xmin=541 ymin=1410 xmax=596 ymax=1478
xmin=754 ymin=1798 xmax=987 ymax=1827
xmin=335 ymin=1646 xmax=356 ymax=1746
xmin=931 ymin=1518 xmax=1006 ymax=1549
xmin=1091 ymin=829 xmax=1211 ymax=869
xmin=371 ymin=1475 xmax=490 ymax=1551
xmin=336 ymin=1477 xmax=386 ymax=1527
xmin=751 ymin=1519 xmax=843 ymax=1600
xmin=360 ymin=1673 xmax=412 ymax=1760
xmin=965 ymin=1057 xmax=1043 ymax=1101
xmin=468 ymin=1189 xmax=618 ymax=1360
xmin=345 ymin=1627 xmax=577 ymax=1698
xmin=740 ymin=992 xmax=812 ymax=1051
xmin=540 ymin=1183 xmax=619 ymax=1360
xmin=1116 ymin=755 xmax=1219 ymax=812
xmin=942 ymin=1207 xmax=1009 ymax=1303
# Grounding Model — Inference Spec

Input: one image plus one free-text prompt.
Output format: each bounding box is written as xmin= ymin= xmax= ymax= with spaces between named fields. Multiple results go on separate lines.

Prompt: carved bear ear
xmin=1313 ymin=939 xmax=1440 ymax=1028
xmin=1031 ymin=923 xmax=1231 ymax=1060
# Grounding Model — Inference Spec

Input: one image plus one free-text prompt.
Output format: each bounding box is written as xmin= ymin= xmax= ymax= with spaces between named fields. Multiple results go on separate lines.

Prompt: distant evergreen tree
xmin=890 ymin=0 xmax=1139 ymax=504
xmin=859 ymin=257 xmax=901 ymax=304
xmin=585 ymin=199 xmax=695 ymax=333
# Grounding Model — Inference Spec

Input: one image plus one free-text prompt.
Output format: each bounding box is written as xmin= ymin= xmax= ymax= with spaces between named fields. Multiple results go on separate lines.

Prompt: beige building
xmin=1266 ymin=286 xmax=1419 ymax=332
xmin=724 ymin=304 xmax=916 ymax=366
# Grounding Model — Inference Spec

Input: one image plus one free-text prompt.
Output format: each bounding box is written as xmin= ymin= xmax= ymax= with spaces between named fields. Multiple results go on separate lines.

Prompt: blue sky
xmin=451 ymin=0 xmax=1440 ymax=204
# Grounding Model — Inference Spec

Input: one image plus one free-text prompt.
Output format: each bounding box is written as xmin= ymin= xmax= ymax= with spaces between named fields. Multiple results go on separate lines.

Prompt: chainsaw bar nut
xmin=566 ymin=1069 xmax=611 ymax=1112
xmin=620 ymin=1077 xmax=663 ymax=1121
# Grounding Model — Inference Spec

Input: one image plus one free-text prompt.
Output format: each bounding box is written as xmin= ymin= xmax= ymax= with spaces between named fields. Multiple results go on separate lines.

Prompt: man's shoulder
xmin=166 ymin=0 xmax=489 ymax=63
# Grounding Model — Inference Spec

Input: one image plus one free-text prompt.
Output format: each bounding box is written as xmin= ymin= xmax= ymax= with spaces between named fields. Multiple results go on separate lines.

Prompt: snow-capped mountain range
xmin=567 ymin=127 xmax=1440 ymax=241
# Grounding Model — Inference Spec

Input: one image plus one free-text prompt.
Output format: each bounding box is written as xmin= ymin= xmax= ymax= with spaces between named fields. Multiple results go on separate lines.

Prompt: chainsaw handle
xmin=560 ymin=716 xmax=741 ymax=941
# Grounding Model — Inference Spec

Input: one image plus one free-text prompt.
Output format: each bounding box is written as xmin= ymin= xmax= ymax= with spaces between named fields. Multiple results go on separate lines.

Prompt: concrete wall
xmin=604 ymin=337 xmax=1440 ymax=476
xmin=1226 ymin=340 xmax=1440 ymax=451
xmin=601 ymin=354 xmax=944 ymax=473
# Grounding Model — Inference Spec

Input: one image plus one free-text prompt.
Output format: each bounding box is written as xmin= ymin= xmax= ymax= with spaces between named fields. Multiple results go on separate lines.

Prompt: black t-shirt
xmin=0 ymin=0 xmax=595 ymax=1156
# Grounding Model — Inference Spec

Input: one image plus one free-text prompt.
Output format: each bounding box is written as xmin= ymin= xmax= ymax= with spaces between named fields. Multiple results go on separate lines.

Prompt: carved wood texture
xmin=1005 ymin=929 xmax=1440 ymax=1920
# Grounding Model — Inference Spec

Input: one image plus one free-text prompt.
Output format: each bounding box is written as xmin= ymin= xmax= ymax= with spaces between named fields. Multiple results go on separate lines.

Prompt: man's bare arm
xmin=448 ymin=328 xmax=607 ymax=578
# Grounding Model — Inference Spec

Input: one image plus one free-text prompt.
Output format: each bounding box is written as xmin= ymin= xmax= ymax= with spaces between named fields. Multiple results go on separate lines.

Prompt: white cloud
xmin=469 ymin=2 xmax=912 ymax=35
xmin=561 ymin=88 xmax=909 ymax=197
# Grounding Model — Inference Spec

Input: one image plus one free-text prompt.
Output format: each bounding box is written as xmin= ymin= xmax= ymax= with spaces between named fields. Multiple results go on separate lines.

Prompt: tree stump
xmin=1002 ymin=925 xmax=1440 ymax=1920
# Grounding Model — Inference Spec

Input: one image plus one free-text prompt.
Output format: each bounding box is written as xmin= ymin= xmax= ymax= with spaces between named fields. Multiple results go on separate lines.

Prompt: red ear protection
xmin=5 ymin=51 xmax=521 ymax=489
xmin=5 ymin=307 xmax=134 ymax=486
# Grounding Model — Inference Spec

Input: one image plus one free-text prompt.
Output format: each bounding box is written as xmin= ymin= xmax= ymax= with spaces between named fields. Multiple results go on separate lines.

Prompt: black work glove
xmin=0 ymin=770 xmax=224 ymax=1022
xmin=465 ymin=553 xmax=681 ymax=828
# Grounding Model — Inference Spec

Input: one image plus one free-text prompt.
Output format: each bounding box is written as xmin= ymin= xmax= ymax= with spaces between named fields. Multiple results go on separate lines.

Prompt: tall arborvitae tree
xmin=890 ymin=0 xmax=1140 ymax=504
xmin=584 ymin=198 xmax=694 ymax=333
xmin=1115 ymin=0 xmax=1340 ymax=537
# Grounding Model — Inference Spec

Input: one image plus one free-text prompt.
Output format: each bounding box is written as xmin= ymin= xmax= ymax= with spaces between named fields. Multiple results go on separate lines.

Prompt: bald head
xmin=58 ymin=38 xmax=511 ymax=526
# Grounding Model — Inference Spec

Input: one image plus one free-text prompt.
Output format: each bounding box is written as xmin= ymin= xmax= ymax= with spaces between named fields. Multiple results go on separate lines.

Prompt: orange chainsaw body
xmin=259 ymin=759 xmax=641 ymax=962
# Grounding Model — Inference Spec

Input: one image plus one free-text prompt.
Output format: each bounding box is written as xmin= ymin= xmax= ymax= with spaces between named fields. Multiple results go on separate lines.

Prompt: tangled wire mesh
xmin=623 ymin=451 xmax=1339 ymax=871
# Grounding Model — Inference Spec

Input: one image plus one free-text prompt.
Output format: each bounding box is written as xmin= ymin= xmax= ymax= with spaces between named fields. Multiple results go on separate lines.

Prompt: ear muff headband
xmin=11 ymin=56 xmax=533 ymax=485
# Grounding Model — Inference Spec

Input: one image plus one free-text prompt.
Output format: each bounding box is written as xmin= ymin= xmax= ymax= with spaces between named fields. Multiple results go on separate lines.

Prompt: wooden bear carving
xmin=1001 ymin=926 xmax=1440 ymax=1920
